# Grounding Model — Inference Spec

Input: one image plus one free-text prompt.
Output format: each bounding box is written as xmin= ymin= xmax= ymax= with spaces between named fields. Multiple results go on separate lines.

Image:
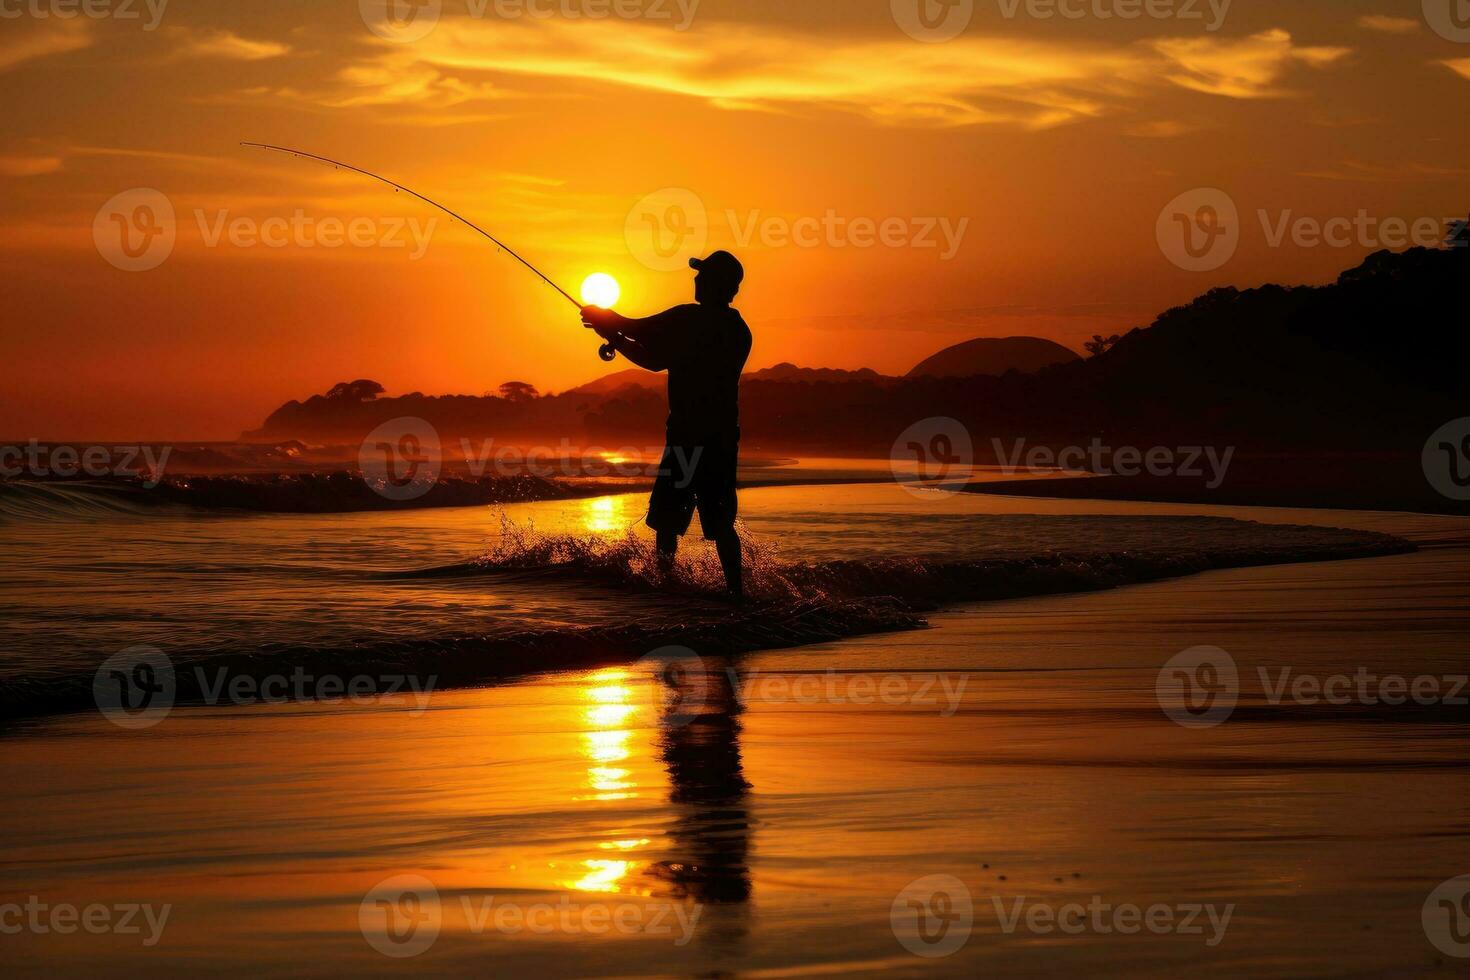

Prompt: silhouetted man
xmin=582 ymin=251 xmax=752 ymax=599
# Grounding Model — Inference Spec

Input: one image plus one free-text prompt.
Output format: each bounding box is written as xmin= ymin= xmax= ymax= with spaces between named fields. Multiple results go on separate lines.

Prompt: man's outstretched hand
xmin=581 ymin=305 xmax=625 ymax=339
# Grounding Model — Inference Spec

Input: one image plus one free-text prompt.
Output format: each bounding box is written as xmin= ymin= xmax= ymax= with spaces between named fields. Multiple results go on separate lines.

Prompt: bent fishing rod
xmin=240 ymin=142 xmax=619 ymax=361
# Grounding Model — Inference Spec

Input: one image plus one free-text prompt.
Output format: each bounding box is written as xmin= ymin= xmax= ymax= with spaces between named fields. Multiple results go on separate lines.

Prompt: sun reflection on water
xmin=560 ymin=669 xmax=654 ymax=894
xmin=578 ymin=670 xmax=640 ymax=803
xmin=582 ymin=495 xmax=628 ymax=533
xmin=585 ymin=728 xmax=631 ymax=764
xmin=566 ymin=858 xmax=634 ymax=894
xmin=599 ymin=838 xmax=652 ymax=851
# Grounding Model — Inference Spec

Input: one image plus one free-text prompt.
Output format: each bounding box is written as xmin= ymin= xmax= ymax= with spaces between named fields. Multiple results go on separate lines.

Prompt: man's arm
xmin=582 ymin=307 xmax=684 ymax=370
xmin=605 ymin=333 xmax=668 ymax=372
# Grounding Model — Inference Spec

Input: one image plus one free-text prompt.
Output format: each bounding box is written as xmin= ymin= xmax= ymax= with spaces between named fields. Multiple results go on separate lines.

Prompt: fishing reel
xmin=598 ymin=343 xmax=617 ymax=362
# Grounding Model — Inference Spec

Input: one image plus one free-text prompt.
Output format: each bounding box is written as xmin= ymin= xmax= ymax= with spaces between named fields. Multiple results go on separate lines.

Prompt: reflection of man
xmin=582 ymin=252 xmax=752 ymax=600
xmin=647 ymin=654 xmax=752 ymax=909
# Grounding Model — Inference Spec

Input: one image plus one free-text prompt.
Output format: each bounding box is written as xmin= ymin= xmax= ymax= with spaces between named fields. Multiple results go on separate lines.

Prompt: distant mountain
xmin=746 ymin=363 xmax=894 ymax=384
xmin=906 ymin=336 xmax=1081 ymax=378
xmin=566 ymin=368 xmax=663 ymax=396
xmin=247 ymin=234 xmax=1468 ymax=464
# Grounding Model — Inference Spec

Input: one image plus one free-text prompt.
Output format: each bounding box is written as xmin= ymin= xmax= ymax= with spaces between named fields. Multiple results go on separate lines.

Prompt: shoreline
xmin=962 ymin=457 xmax=1466 ymax=517
xmin=3 ymin=506 xmax=1466 ymax=976
xmin=2 ymin=512 xmax=1415 ymax=728
xmin=0 ymin=470 xmax=902 ymax=518
xmin=8 ymin=447 xmax=1461 ymax=518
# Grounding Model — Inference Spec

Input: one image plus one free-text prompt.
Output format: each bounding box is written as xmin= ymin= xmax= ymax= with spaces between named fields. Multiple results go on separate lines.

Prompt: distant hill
xmin=566 ymin=368 xmax=663 ymax=396
xmin=907 ymin=336 xmax=1081 ymax=378
xmin=746 ymin=363 xmax=894 ymax=384
xmin=247 ymin=234 xmax=1468 ymax=463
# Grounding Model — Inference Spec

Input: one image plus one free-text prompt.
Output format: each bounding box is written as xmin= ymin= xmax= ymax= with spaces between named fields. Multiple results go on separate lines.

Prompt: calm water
xmin=1 ymin=481 xmax=1467 ymax=976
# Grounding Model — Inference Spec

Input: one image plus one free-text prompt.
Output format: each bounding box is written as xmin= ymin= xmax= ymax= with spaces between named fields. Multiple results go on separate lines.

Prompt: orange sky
xmin=2 ymin=0 xmax=1468 ymax=439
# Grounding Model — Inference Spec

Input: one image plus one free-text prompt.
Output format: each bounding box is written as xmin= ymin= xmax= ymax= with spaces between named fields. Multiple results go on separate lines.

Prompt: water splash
xmin=478 ymin=515 xmax=827 ymax=603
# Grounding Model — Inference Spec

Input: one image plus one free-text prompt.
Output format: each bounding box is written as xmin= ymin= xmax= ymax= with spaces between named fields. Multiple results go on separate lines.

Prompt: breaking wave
xmin=0 ymin=509 xmax=1415 ymax=723
xmin=407 ymin=514 xmax=1415 ymax=610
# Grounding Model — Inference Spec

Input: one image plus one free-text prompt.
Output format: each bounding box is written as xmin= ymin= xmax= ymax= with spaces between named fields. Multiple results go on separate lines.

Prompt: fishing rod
xmin=240 ymin=142 xmax=618 ymax=361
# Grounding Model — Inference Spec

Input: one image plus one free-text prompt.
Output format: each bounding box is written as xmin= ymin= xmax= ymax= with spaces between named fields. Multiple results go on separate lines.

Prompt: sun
xmin=580 ymin=273 xmax=621 ymax=308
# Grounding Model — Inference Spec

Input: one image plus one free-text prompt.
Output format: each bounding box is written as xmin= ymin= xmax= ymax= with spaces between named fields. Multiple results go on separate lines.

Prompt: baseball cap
xmin=689 ymin=250 xmax=744 ymax=287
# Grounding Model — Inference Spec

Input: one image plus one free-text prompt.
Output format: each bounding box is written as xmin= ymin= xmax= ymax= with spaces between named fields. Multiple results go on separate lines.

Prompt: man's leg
xmin=649 ymin=443 xmax=694 ymax=576
xmin=697 ymin=433 xmax=743 ymax=600
xmin=713 ymin=527 xmax=742 ymax=600
xmin=656 ymin=528 xmax=679 ymax=573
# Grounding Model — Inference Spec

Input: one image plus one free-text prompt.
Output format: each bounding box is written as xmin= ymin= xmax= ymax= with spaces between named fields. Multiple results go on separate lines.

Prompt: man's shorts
xmin=646 ymin=430 xmax=739 ymax=540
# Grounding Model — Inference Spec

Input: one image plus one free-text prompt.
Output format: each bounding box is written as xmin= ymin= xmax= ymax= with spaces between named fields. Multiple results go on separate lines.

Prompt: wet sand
xmin=966 ymin=453 xmax=1470 ymax=517
xmin=2 ymin=493 xmax=1467 ymax=976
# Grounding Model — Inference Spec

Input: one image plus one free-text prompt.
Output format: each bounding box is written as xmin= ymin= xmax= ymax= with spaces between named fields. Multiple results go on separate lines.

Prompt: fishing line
xmin=242 ymin=141 xmax=579 ymax=308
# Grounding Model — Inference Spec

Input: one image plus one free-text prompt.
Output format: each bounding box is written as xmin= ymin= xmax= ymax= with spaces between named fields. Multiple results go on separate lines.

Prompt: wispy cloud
xmin=1124 ymin=119 xmax=1207 ymax=138
xmin=345 ymin=19 xmax=1140 ymax=129
xmin=0 ymin=154 xmax=63 ymax=177
xmin=1443 ymin=58 xmax=1470 ymax=82
xmin=496 ymin=172 xmax=567 ymax=187
xmin=1151 ymin=29 xmax=1351 ymax=99
xmin=170 ymin=28 xmax=290 ymax=61
xmin=64 ymin=144 xmax=291 ymax=180
xmin=1358 ymin=15 xmax=1420 ymax=34
xmin=1297 ymin=159 xmax=1467 ymax=182
xmin=305 ymin=19 xmax=1352 ymax=130
xmin=0 ymin=18 xmax=92 ymax=72
xmin=327 ymin=62 xmax=500 ymax=108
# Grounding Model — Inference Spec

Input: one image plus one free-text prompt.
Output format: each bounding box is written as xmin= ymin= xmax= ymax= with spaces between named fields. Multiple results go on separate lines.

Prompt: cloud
xmin=495 ymin=172 xmax=567 ymax=187
xmin=307 ymin=19 xmax=1352 ymax=131
xmin=171 ymin=29 xmax=289 ymax=61
xmin=1443 ymin=59 xmax=1470 ymax=82
xmin=1296 ymin=160 xmax=1467 ymax=182
xmin=333 ymin=18 xmax=1145 ymax=129
xmin=327 ymin=62 xmax=500 ymax=107
xmin=1357 ymin=15 xmax=1420 ymax=34
xmin=0 ymin=155 xmax=62 ymax=177
xmin=0 ymin=18 xmax=92 ymax=72
xmin=1124 ymin=119 xmax=1207 ymax=138
xmin=64 ymin=145 xmax=291 ymax=181
xmin=1151 ymin=29 xmax=1351 ymax=99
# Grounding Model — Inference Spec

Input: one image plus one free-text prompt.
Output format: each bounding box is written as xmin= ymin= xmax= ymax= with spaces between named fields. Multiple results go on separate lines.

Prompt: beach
xmin=3 ymin=476 xmax=1467 ymax=976
xmin=10 ymin=2 xmax=1469 ymax=974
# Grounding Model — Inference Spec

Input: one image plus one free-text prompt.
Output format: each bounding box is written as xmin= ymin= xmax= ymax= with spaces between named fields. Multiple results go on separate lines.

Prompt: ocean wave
xmin=0 ymin=595 xmax=925 ymax=724
xmin=0 ymin=480 xmax=181 ymax=523
xmin=0 ymin=473 xmax=619 ymax=521
xmin=400 ymin=515 xmax=1416 ymax=609
xmin=0 ymin=515 xmax=1416 ymax=723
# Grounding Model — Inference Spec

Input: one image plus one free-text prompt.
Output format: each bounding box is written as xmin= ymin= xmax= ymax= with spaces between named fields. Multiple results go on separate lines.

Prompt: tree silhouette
xmin=1085 ymin=334 xmax=1122 ymax=357
xmin=1448 ymin=214 xmax=1469 ymax=248
xmin=325 ymin=380 xmax=385 ymax=402
xmin=498 ymin=381 xmax=540 ymax=403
